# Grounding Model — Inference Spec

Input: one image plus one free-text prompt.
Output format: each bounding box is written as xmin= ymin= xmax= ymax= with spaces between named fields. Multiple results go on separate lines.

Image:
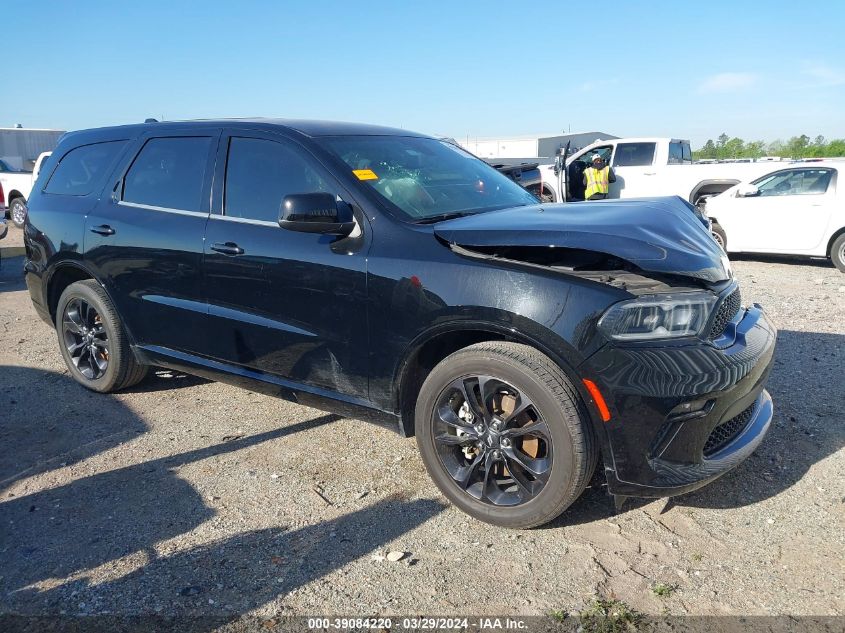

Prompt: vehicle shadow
xmin=127 ymin=368 xmax=211 ymax=393
xmin=0 ymin=255 xmax=26 ymax=293
xmin=0 ymin=365 xmax=148 ymax=487
xmin=675 ymin=329 xmax=844 ymax=509
xmin=19 ymin=497 xmax=444 ymax=620
xmin=1 ymin=366 xmax=444 ymax=619
xmin=729 ymin=252 xmax=835 ymax=268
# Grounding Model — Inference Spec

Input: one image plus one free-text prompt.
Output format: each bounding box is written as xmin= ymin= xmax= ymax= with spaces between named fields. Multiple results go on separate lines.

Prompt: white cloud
xmin=802 ymin=64 xmax=845 ymax=88
xmin=579 ymin=78 xmax=619 ymax=92
xmin=697 ymin=72 xmax=758 ymax=94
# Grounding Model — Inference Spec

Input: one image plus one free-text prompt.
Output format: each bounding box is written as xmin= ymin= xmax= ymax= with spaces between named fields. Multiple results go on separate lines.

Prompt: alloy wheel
xmin=433 ymin=375 xmax=552 ymax=506
xmin=62 ymin=298 xmax=110 ymax=380
xmin=11 ymin=199 xmax=26 ymax=226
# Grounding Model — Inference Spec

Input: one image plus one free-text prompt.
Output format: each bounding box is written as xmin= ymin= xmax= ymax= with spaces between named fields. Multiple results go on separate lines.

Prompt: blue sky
xmin=5 ymin=1 xmax=844 ymax=147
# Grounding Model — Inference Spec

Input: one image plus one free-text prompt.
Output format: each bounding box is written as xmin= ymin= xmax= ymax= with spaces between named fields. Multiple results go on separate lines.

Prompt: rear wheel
xmin=10 ymin=198 xmax=26 ymax=228
xmin=415 ymin=342 xmax=597 ymax=528
xmin=831 ymin=233 xmax=845 ymax=273
xmin=712 ymin=223 xmax=727 ymax=251
xmin=56 ymin=280 xmax=148 ymax=392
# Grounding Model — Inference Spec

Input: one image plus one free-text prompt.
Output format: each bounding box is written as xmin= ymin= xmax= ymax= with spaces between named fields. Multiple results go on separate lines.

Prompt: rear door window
xmin=44 ymin=141 xmax=127 ymax=196
xmin=224 ymin=137 xmax=332 ymax=223
xmin=613 ymin=142 xmax=656 ymax=167
xmin=123 ymin=137 xmax=212 ymax=211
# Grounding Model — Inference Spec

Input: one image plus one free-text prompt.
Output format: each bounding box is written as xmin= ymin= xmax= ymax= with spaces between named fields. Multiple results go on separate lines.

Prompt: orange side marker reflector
xmin=582 ymin=378 xmax=611 ymax=422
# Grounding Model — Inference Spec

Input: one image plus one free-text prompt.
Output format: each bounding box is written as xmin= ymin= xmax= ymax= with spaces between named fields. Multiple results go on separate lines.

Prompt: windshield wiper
xmin=413 ymin=211 xmax=475 ymax=224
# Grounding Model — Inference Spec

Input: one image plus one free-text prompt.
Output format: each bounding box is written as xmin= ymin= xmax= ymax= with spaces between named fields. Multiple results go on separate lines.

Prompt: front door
xmin=202 ymin=132 xmax=369 ymax=398
xmin=728 ymin=167 xmax=837 ymax=252
xmin=84 ymin=129 xmax=219 ymax=353
xmin=567 ymin=145 xmax=613 ymax=201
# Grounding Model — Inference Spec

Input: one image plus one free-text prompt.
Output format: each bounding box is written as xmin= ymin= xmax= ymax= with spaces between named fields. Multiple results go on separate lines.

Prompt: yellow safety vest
xmin=584 ymin=166 xmax=610 ymax=199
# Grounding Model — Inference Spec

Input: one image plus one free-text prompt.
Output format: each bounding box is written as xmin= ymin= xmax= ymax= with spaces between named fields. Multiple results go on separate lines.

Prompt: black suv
xmin=24 ymin=120 xmax=776 ymax=528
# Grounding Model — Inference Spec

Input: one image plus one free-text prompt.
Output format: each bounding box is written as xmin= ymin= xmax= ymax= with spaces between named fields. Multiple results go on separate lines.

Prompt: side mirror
xmin=553 ymin=154 xmax=562 ymax=176
xmin=278 ymin=193 xmax=355 ymax=236
xmin=736 ymin=183 xmax=760 ymax=198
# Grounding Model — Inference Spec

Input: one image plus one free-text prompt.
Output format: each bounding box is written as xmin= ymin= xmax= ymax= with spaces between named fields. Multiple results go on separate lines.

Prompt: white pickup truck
xmin=538 ymin=137 xmax=777 ymax=208
xmin=1 ymin=151 xmax=51 ymax=227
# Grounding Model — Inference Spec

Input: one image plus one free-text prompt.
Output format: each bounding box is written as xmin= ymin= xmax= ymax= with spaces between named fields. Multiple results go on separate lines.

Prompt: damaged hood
xmin=434 ymin=197 xmax=731 ymax=283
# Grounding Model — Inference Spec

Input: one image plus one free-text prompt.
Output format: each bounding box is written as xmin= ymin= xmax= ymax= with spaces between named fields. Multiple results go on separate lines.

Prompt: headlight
xmin=597 ymin=292 xmax=717 ymax=341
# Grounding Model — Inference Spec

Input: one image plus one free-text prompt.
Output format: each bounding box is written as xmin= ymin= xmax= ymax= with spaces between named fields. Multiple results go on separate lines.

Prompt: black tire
xmin=415 ymin=341 xmax=597 ymax=529
xmin=10 ymin=197 xmax=27 ymax=228
xmin=831 ymin=233 xmax=845 ymax=273
xmin=711 ymin=223 xmax=727 ymax=251
xmin=56 ymin=280 xmax=148 ymax=392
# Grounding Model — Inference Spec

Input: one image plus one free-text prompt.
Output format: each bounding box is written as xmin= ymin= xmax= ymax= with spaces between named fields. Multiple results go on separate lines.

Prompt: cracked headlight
xmin=597 ymin=292 xmax=717 ymax=341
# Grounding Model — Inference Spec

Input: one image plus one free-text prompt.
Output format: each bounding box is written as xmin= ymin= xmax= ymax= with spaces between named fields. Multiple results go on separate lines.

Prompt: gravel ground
xmin=1 ymin=223 xmax=843 ymax=623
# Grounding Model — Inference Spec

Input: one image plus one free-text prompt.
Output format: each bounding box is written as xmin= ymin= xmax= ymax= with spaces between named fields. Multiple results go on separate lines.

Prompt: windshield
xmin=319 ymin=136 xmax=538 ymax=221
xmin=0 ymin=159 xmax=24 ymax=173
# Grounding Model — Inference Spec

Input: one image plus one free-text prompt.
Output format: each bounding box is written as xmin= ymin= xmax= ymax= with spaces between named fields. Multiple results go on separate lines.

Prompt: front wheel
xmin=415 ymin=342 xmax=597 ymax=528
xmin=831 ymin=233 xmax=845 ymax=273
xmin=711 ymin=222 xmax=727 ymax=251
xmin=10 ymin=198 xmax=27 ymax=228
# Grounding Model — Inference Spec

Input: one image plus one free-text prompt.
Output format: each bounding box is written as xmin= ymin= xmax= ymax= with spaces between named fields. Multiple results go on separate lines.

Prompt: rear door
xmin=202 ymin=130 xmax=369 ymax=398
xmin=727 ymin=167 xmax=837 ymax=252
xmin=611 ymin=141 xmax=657 ymax=198
xmin=84 ymin=128 xmax=220 ymax=353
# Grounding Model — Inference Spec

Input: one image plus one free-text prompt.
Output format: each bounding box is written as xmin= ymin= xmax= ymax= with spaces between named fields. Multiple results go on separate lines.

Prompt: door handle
xmin=211 ymin=242 xmax=244 ymax=256
xmin=90 ymin=224 xmax=116 ymax=236
xmin=643 ymin=172 xmax=657 ymax=175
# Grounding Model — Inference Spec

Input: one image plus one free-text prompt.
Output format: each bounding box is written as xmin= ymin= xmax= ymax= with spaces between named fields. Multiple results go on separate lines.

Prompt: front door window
xmin=755 ymin=168 xmax=833 ymax=197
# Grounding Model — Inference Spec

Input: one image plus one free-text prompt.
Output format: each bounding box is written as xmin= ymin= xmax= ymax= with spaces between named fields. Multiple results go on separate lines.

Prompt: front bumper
xmin=584 ymin=302 xmax=777 ymax=498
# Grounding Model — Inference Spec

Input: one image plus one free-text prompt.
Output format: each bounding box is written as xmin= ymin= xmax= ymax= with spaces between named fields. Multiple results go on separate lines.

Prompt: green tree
xmin=693 ymin=135 xmax=845 ymax=160
xmin=716 ymin=133 xmax=729 ymax=159
xmin=809 ymin=135 xmax=827 ymax=157
xmin=699 ymin=139 xmax=716 ymax=159
xmin=785 ymin=134 xmax=810 ymax=158
xmin=767 ymin=140 xmax=785 ymax=157
xmin=826 ymin=139 xmax=845 ymax=156
xmin=724 ymin=137 xmax=745 ymax=158
xmin=745 ymin=140 xmax=766 ymax=158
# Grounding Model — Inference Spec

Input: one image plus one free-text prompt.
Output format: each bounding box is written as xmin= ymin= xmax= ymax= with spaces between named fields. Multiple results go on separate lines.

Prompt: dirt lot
xmin=1 ymin=223 xmax=843 ymax=623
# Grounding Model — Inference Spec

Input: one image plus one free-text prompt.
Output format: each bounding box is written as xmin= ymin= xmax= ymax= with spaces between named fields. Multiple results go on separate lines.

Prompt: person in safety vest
xmin=582 ymin=154 xmax=616 ymax=200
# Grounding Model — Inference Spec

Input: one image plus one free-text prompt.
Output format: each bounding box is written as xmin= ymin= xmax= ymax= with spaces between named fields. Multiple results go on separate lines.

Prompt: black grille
xmin=708 ymin=287 xmax=742 ymax=340
xmin=703 ymin=404 xmax=755 ymax=456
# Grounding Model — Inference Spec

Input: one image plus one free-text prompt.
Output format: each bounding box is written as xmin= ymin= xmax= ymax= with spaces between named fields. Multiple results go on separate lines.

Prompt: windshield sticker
xmin=353 ymin=169 xmax=378 ymax=181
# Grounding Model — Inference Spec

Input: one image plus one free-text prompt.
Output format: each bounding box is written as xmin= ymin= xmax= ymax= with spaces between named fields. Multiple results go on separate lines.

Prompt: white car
xmin=0 ymin=151 xmax=52 ymax=228
xmin=705 ymin=162 xmax=845 ymax=271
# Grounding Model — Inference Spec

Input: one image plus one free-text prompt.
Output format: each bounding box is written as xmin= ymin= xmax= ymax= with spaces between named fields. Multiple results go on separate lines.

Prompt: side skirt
xmin=133 ymin=345 xmax=402 ymax=432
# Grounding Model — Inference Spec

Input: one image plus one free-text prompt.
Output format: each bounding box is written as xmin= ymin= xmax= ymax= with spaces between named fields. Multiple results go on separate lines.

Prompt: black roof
xmin=65 ymin=118 xmax=427 ymax=141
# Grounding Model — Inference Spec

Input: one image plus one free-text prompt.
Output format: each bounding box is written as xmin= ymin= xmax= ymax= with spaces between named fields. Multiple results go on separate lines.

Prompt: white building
xmin=460 ymin=131 xmax=618 ymax=160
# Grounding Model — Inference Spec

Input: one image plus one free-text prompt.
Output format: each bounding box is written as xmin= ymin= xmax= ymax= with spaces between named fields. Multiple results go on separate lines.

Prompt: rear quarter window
xmin=668 ymin=142 xmax=692 ymax=164
xmin=44 ymin=141 xmax=127 ymax=196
